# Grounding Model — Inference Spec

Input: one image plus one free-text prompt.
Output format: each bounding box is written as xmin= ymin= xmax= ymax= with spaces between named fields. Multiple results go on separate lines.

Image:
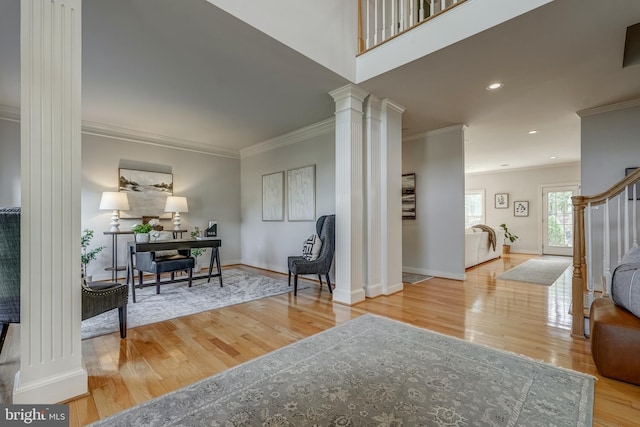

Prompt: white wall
xmin=402 ymin=125 xmax=465 ymax=280
xmin=465 ymin=163 xmax=580 ymax=254
xmin=241 ymin=129 xmax=335 ymax=275
xmin=82 ymin=134 xmax=241 ymax=280
xmin=0 ymin=119 xmax=20 ymax=207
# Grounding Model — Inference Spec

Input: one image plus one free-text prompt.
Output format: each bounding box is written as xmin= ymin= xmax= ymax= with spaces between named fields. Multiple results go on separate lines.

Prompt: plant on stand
xmin=132 ymin=223 xmax=153 ymax=243
xmin=81 ymin=229 xmax=104 ymax=281
xmin=499 ymin=223 xmax=518 ymax=254
xmin=190 ymin=227 xmax=207 ymax=272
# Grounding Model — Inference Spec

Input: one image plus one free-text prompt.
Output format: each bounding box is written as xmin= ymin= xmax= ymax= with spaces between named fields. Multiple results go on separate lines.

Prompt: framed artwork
xmin=402 ymin=173 xmax=416 ymax=220
xmin=514 ymin=200 xmax=529 ymax=217
xmin=495 ymin=193 xmax=509 ymax=209
xmin=288 ymin=165 xmax=316 ymax=221
xmin=119 ymin=168 xmax=173 ymax=219
xmin=262 ymin=171 xmax=285 ymax=221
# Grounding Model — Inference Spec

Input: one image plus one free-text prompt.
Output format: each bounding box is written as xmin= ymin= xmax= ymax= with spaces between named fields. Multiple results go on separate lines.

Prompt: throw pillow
xmin=302 ymin=233 xmax=323 ymax=261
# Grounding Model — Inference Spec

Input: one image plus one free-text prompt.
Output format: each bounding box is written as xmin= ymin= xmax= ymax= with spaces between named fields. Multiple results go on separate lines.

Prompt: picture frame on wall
xmin=288 ymin=165 xmax=316 ymax=222
xmin=495 ymin=193 xmax=509 ymax=209
xmin=402 ymin=173 xmax=416 ymax=220
xmin=262 ymin=171 xmax=285 ymax=221
xmin=119 ymin=168 xmax=173 ymax=219
xmin=514 ymin=200 xmax=529 ymax=217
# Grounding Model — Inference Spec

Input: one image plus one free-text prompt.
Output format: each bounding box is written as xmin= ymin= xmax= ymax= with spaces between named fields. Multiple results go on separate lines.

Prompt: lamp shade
xmin=164 ymin=196 xmax=188 ymax=213
xmin=99 ymin=191 xmax=130 ymax=211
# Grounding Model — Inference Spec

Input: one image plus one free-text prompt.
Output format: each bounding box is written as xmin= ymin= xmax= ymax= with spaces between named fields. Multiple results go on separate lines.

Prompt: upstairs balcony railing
xmin=359 ymin=0 xmax=468 ymax=52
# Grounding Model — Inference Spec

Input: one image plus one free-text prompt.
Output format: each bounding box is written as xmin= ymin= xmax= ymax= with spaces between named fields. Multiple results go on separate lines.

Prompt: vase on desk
xmin=135 ymin=233 xmax=150 ymax=243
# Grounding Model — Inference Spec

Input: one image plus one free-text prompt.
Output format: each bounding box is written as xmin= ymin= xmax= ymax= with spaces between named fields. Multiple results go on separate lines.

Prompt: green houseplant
xmin=132 ymin=223 xmax=153 ymax=243
xmin=81 ymin=229 xmax=104 ymax=279
xmin=499 ymin=223 xmax=518 ymax=254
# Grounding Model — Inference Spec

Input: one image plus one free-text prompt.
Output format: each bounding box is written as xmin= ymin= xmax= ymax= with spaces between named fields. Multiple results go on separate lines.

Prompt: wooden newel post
xmin=571 ymin=196 xmax=586 ymax=337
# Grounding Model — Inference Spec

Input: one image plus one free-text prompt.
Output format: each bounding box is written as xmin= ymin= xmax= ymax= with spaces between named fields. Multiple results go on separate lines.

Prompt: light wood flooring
xmin=3 ymin=254 xmax=640 ymax=426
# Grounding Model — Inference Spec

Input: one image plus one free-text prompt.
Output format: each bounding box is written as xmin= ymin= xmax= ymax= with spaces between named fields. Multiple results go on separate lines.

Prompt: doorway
xmin=542 ymin=184 xmax=580 ymax=256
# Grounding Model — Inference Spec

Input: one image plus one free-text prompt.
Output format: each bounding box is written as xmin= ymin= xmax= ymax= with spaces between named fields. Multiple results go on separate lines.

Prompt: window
xmin=465 ymin=189 xmax=485 ymax=228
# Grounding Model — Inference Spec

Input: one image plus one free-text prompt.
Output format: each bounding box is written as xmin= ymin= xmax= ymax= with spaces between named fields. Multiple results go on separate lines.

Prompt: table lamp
xmin=99 ymin=191 xmax=130 ymax=232
xmin=164 ymin=196 xmax=188 ymax=230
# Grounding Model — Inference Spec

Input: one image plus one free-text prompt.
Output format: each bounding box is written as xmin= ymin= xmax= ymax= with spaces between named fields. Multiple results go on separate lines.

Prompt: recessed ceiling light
xmin=500 ymin=163 xmax=510 ymax=167
xmin=550 ymin=156 xmax=558 ymax=160
xmin=528 ymin=130 xmax=538 ymax=134
xmin=486 ymin=82 xmax=503 ymax=90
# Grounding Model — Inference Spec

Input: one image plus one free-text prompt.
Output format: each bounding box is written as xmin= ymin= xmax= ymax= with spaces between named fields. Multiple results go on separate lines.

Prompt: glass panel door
xmin=542 ymin=185 xmax=579 ymax=256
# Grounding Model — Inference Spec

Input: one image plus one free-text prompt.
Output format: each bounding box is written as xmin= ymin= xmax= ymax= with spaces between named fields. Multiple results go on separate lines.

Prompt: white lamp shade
xmin=164 ymin=196 xmax=188 ymax=213
xmin=99 ymin=191 xmax=130 ymax=211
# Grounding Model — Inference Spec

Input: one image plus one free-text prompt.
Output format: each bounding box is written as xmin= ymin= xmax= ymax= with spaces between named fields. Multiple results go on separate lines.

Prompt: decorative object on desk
xmin=88 ymin=314 xmax=594 ymax=427
xmin=164 ymin=196 xmax=188 ymax=230
xmin=262 ymin=171 xmax=284 ymax=221
xmin=495 ymin=192 xmax=509 ymax=208
xmin=288 ymin=165 xmax=315 ymax=221
xmin=514 ymin=200 xmax=529 ymax=217
xmin=205 ymin=220 xmax=217 ymax=237
xmin=499 ymin=223 xmax=518 ymax=254
xmin=80 ymin=229 xmax=104 ymax=279
xmin=99 ymin=191 xmax=130 ymax=232
xmin=402 ymin=173 xmax=416 ymax=219
xmin=119 ymin=168 xmax=173 ymax=219
xmin=190 ymin=227 xmax=208 ymax=271
xmin=143 ymin=216 xmax=163 ymax=231
xmin=132 ymin=223 xmax=152 ymax=243
xmin=81 ymin=269 xmax=311 ymax=339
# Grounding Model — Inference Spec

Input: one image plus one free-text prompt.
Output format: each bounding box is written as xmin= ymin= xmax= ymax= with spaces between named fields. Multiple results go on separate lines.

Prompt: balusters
xmin=586 ymin=203 xmax=593 ymax=300
xmin=618 ymin=197 xmax=622 ymax=263
xmin=419 ymin=0 xmax=426 ymax=21
xmin=634 ymin=183 xmax=638 ymax=248
xmin=625 ymin=186 xmax=630 ymax=253
xmin=603 ymin=198 xmax=611 ymax=295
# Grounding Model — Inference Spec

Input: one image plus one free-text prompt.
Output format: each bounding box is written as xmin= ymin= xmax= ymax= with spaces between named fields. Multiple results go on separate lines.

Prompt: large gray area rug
xmin=89 ymin=314 xmax=594 ymax=427
xmin=496 ymin=258 xmax=572 ymax=285
xmin=82 ymin=269 xmax=308 ymax=340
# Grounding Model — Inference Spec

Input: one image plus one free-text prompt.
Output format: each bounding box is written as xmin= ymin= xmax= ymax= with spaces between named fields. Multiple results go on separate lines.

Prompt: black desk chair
xmin=128 ymin=243 xmax=194 ymax=303
xmin=287 ymin=215 xmax=335 ymax=296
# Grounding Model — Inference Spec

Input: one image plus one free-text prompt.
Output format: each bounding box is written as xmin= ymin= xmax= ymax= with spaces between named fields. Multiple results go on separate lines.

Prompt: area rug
xmin=81 ymin=269 xmax=309 ymax=340
xmin=88 ymin=314 xmax=594 ymax=426
xmin=402 ymin=271 xmax=433 ymax=284
xmin=496 ymin=258 xmax=572 ymax=285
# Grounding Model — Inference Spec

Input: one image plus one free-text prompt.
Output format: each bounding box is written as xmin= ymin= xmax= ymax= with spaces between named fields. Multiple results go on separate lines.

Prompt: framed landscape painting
xmin=119 ymin=168 xmax=173 ymax=219
xmin=402 ymin=173 xmax=416 ymax=220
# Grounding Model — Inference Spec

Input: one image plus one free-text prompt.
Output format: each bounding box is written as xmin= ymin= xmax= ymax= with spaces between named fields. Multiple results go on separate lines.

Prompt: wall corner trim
xmin=240 ymin=117 xmax=335 ymax=159
xmin=577 ymin=98 xmax=640 ymax=117
xmin=402 ymin=123 xmax=467 ymax=143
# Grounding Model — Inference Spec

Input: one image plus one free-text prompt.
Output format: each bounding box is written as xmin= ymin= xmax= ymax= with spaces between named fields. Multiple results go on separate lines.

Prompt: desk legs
xmin=207 ymin=247 xmax=223 ymax=287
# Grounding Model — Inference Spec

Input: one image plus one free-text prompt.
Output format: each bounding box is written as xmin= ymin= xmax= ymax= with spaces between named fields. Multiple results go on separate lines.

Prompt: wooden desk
xmin=130 ymin=238 xmax=223 ymax=289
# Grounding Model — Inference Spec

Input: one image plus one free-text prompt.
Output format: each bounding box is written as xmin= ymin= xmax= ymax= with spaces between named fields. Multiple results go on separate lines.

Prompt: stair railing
xmin=571 ymin=168 xmax=640 ymax=337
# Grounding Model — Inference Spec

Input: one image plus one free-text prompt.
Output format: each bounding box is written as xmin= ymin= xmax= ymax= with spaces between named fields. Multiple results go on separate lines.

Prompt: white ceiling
xmin=1 ymin=0 xmax=640 ymax=172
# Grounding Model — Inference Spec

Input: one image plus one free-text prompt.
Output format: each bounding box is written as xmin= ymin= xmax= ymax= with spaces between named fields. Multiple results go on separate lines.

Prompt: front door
xmin=542 ymin=184 xmax=580 ymax=256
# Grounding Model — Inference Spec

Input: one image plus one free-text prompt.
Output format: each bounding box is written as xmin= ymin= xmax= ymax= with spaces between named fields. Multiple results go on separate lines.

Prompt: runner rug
xmin=81 ymin=269 xmax=308 ymax=340
xmin=496 ymin=258 xmax=572 ymax=285
xmin=88 ymin=314 xmax=594 ymax=426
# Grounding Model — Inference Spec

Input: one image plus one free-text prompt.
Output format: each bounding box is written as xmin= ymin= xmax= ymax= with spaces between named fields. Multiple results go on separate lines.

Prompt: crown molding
xmin=240 ymin=117 xmax=335 ymax=159
xmin=403 ymin=124 xmax=467 ymax=142
xmin=465 ymin=161 xmax=580 ymax=176
xmin=577 ymin=98 xmax=640 ymax=117
xmin=0 ymin=104 xmax=241 ymax=159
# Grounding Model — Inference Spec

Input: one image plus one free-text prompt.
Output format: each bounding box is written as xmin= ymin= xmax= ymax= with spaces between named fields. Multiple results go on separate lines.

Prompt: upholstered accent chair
xmin=0 ymin=207 xmax=20 ymax=354
xmin=287 ymin=214 xmax=336 ymax=296
xmin=82 ymin=275 xmax=128 ymax=339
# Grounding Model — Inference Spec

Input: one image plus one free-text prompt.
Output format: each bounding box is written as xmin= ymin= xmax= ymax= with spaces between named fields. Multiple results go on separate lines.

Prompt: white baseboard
xmin=403 ymin=266 xmax=464 ymax=281
xmin=13 ymin=367 xmax=88 ymax=404
xmin=384 ymin=282 xmax=404 ymax=295
xmin=365 ymin=282 xmax=383 ymax=298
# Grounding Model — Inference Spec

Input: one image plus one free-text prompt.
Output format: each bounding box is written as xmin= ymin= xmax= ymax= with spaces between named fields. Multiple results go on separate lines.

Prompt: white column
xmin=14 ymin=0 xmax=86 ymax=403
xmin=364 ymin=96 xmax=383 ymax=297
xmin=329 ymin=84 xmax=369 ymax=305
xmin=380 ymin=99 xmax=405 ymax=295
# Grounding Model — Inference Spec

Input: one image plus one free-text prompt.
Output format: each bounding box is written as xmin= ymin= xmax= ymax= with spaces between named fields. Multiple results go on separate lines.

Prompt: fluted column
xmin=329 ymin=84 xmax=369 ymax=305
xmin=14 ymin=0 xmax=86 ymax=403
xmin=364 ymin=95 xmax=383 ymax=297
xmin=380 ymin=99 xmax=405 ymax=295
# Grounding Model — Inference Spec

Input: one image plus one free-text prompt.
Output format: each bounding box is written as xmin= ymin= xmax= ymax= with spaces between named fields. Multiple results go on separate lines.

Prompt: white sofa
xmin=465 ymin=227 xmax=505 ymax=268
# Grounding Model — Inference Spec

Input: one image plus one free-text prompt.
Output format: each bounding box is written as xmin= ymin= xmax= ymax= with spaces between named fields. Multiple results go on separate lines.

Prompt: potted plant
xmin=81 ymin=228 xmax=104 ymax=280
xmin=132 ymin=223 xmax=153 ymax=243
xmin=499 ymin=223 xmax=518 ymax=254
xmin=190 ymin=227 xmax=207 ymax=272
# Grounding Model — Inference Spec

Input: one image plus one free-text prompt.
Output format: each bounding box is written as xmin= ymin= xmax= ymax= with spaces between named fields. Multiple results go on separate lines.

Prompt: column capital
xmin=381 ymin=98 xmax=406 ymax=114
xmin=329 ymin=84 xmax=369 ymax=113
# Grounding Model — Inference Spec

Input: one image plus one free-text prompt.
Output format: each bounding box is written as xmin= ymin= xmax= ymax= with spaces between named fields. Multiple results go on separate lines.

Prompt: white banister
xmin=634 ymin=183 xmax=638 ymax=247
xmin=617 ymin=197 xmax=622 ymax=263
xmin=625 ymin=186 xmax=630 ymax=252
xmin=586 ymin=203 xmax=593 ymax=299
xmin=603 ymin=198 xmax=612 ymax=295
xmin=419 ymin=0 xmax=426 ymax=20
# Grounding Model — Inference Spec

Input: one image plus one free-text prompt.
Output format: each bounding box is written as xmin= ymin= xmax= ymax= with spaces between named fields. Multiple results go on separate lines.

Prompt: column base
xmin=13 ymin=368 xmax=88 ymax=404
xmin=332 ymin=287 xmax=366 ymax=306
xmin=383 ymin=282 xmax=404 ymax=295
xmin=364 ymin=282 xmax=383 ymax=298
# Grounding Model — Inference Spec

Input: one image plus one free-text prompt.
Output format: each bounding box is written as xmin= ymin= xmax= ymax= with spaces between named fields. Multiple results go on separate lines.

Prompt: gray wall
xmin=82 ymin=134 xmax=241 ymax=280
xmin=402 ymin=126 xmax=465 ymax=280
xmin=0 ymin=119 xmax=20 ymax=207
xmin=241 ymin=131 xmax=335 ymax=274
xmin=465 ymin=163 xmax=580 ymax=254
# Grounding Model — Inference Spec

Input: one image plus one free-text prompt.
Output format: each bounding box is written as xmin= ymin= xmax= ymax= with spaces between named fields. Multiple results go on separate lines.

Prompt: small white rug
xmin=81 ymin=269 xmax=310 ymax=339
xmin=497 ymin=258 xmax=571 ymax=285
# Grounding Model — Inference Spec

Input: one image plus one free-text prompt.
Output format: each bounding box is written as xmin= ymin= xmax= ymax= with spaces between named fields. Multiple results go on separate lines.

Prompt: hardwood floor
xmin=4 ymin=254 xmax=640 ymax=425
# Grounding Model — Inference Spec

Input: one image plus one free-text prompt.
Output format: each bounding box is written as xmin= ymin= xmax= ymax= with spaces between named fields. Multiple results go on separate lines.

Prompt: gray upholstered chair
xmin=82 ymin=275 xmax=128 ymax=338
xmin=288 ymin=214 xmax=335 ymax=296
xmin=0 ymin=207 xmax=20 ymax=353
xmin=128 ymin=243 xmax=194 ymax=303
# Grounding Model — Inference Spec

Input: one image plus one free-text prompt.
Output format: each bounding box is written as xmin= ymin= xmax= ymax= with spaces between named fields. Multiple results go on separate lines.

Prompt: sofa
xmin=465 ymin=226 xmax=504 ymax=268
